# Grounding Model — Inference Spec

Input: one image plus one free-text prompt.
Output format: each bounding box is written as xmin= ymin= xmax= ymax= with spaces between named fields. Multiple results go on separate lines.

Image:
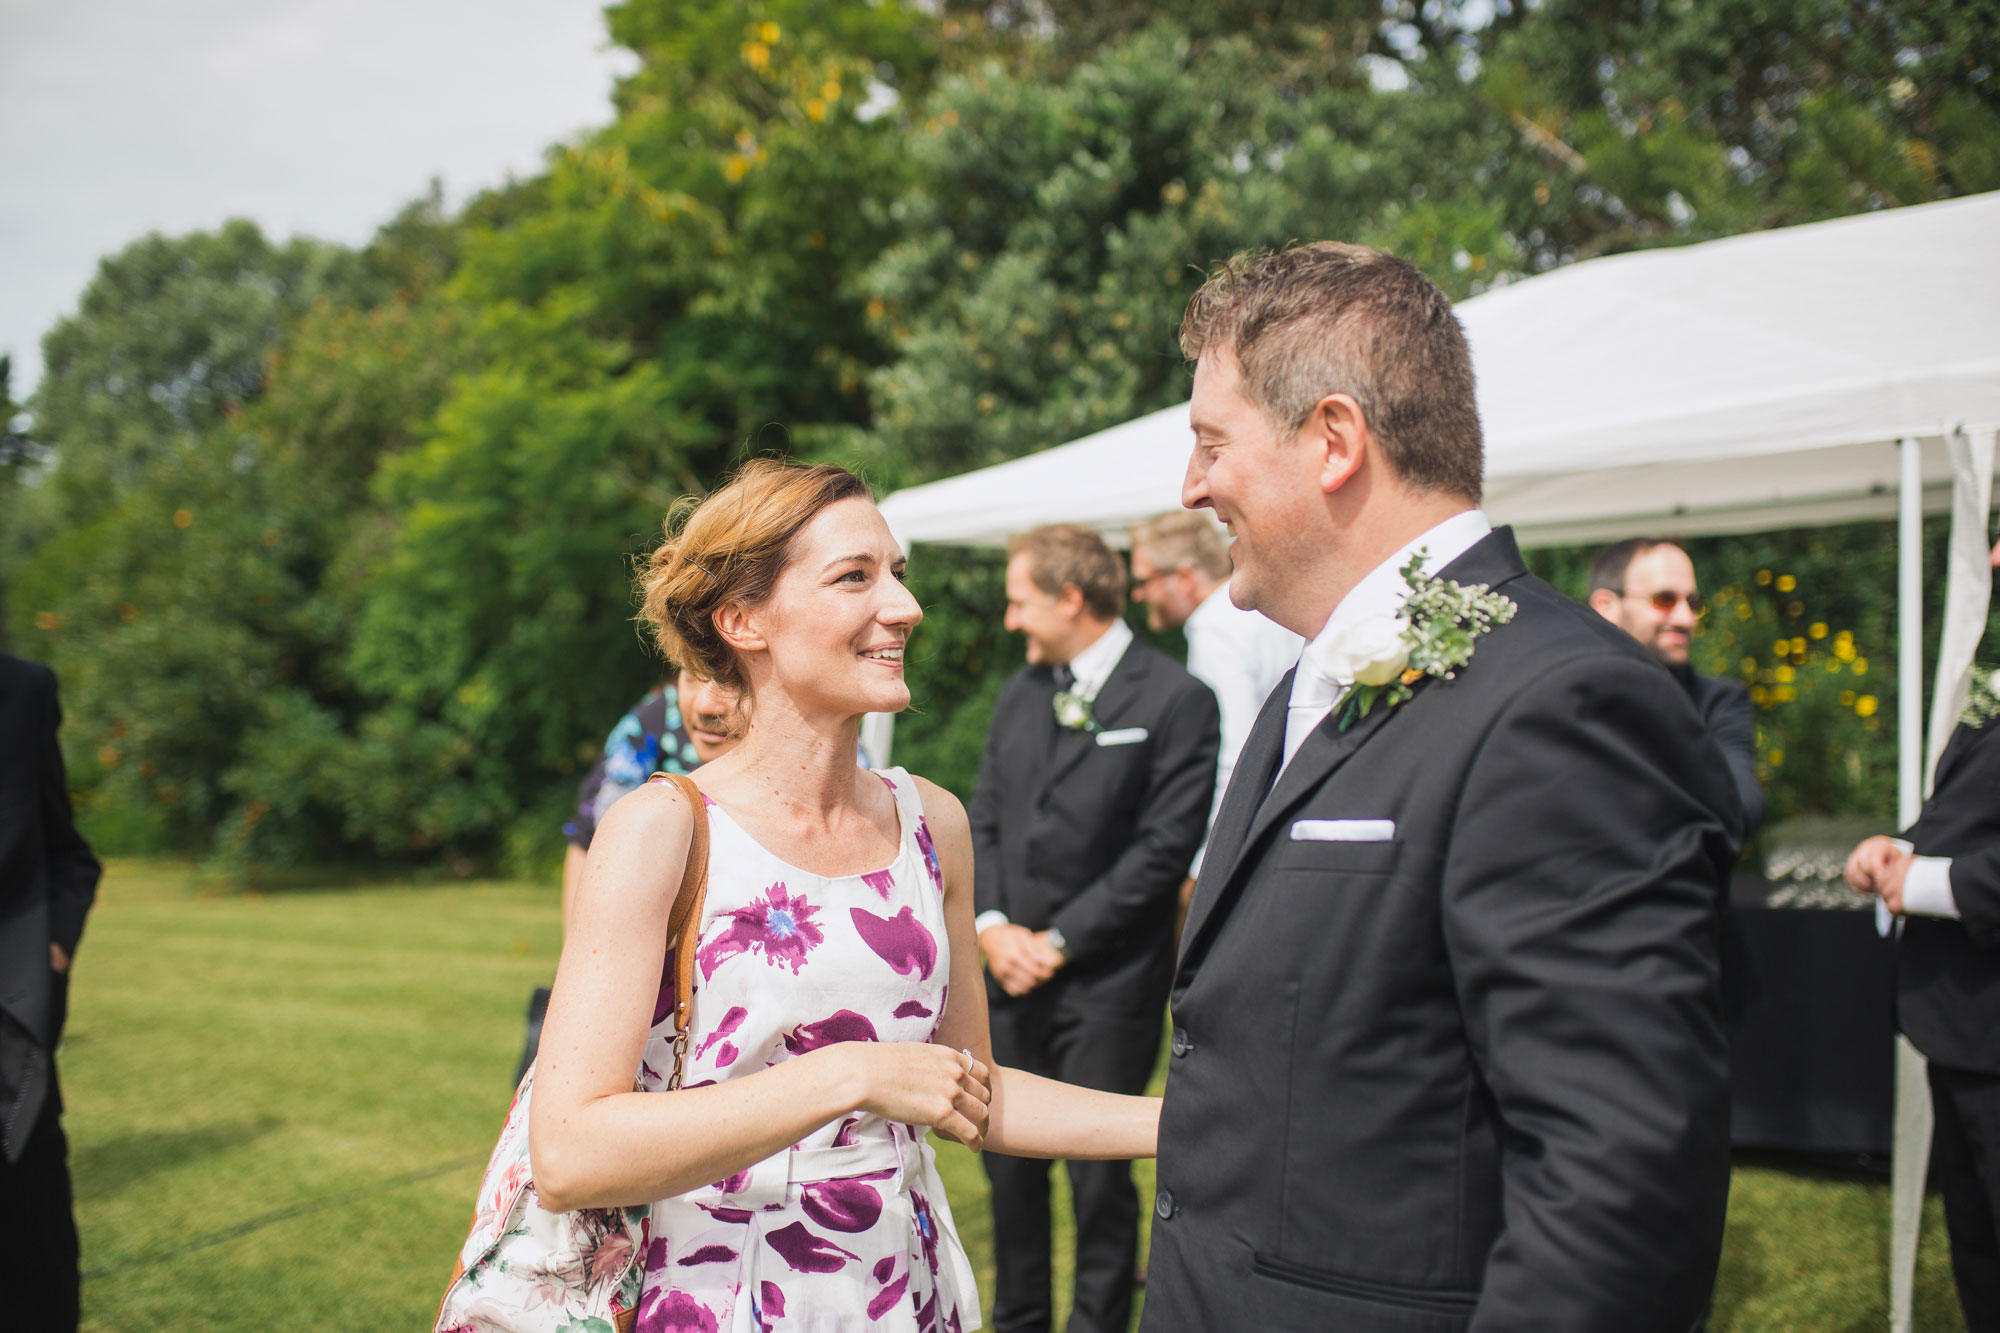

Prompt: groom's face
xmin=1184 ymin=348 xmax=1329 ymax=630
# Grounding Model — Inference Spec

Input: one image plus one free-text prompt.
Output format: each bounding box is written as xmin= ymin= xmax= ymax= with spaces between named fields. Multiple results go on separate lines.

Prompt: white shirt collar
xmin=1064 ymin=616 xmax=1134 ymax=700
xmin=1291 ymin=509 xmax=1492 ymax=703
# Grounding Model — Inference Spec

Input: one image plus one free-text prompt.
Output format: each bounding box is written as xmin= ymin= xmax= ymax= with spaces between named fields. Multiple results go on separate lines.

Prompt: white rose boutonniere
xmin=1053 ymin=689 xmax=1099 ymax=732
xmin=1335 ymin=552 xmax=1518 ymax=732
xmin=1316 ymin=614 xmax=1412 ymax=688
xmin=1963 ymin=664 xmax=2000 ymax=729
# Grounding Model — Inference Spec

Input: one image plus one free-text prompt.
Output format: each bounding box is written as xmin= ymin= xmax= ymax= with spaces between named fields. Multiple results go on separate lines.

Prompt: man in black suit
xmin=970 ymin=523 xmax=1219 ymax=1333
xmin=0 ymin=653 xmax=102 ymax=1329
xmin=1143 ymin=243 xmax=1740 ymax=1332
xmin=1589 ymin=537 xmax=1765 ymax=833
xmin=1846 ymin=533 xmax=2000 ymax=1331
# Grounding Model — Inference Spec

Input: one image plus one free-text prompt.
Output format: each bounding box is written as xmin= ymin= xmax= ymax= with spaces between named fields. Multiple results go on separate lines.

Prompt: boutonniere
xmin=1052 ymin=689 xmax=1100 ymax=733
xmin=1964 ymin=665 xmax=2000 ymax=729
xmin=1333 ymin=553 xmax=1518 ymax=732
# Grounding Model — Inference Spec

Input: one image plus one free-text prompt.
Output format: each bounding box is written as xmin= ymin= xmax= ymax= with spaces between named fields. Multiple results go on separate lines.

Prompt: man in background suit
xmin=0 ymin=653 xmax=102 ymax=1329
xmin=1144 ymin=243 xmax=1739 ymax=1333
xmin=970 ymin=523 xmax=1219 ymax=1333
xmin=1589 ymin=537 xmax=1765 ymax=833
xmin=1846 ymin=532 xmax=2000 ymax=1330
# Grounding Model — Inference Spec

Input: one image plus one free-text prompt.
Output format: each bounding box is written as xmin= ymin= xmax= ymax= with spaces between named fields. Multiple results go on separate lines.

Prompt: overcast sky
xmin=1 ymin=0 xmax=635 ymax=396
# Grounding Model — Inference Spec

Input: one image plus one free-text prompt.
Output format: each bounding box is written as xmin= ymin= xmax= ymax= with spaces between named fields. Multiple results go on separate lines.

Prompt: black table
xmin=1723 ymin=874 xmax=1897 ymax=1156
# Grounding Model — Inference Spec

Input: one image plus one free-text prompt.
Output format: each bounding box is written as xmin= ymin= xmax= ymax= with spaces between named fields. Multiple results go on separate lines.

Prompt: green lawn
xmin=65 ymin=861 xmax=1964 ymax=1330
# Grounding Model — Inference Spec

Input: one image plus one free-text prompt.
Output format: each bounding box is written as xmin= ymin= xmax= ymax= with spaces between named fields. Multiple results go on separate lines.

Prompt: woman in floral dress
xmin=527 ymin=461 xmax=1160 ymax=1333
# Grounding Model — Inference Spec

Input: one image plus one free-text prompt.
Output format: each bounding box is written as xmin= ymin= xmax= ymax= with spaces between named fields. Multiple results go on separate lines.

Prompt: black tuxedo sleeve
xmin=1705 ymin=677 xmax=1764 ymax=835
xmin=35 ymin=668 xmax=100 ymax=957
xmin=1909 ymin=723 xmax=2000 ymax=950
xmin=968 ymin=677 xmax=1017 ymax=921
xmin=1047 ymin=678 xmax=1218 ymax=966
xmin=1443 ymin=655 xmax=1732 ymax=1333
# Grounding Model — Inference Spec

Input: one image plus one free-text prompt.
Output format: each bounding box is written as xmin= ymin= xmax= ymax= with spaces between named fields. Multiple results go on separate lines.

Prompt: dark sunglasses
xmin=1619 ymin=589 xmax=1704 ymax=614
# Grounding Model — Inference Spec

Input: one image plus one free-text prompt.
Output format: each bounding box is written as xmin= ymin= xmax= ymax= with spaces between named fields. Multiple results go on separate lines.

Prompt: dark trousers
xmin=0 ymin=1071 xmax=78 ymax=1331
xmin=1931 ymin=1063 xmax=2000 ymax=1332
xmin=985 ymin=988 xmax=1160 ymax=1333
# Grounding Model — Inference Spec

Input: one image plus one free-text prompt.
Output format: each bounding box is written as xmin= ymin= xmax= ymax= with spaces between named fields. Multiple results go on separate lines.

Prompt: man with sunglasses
xmin=1589 ymin=538 xmax=1764 ymax=833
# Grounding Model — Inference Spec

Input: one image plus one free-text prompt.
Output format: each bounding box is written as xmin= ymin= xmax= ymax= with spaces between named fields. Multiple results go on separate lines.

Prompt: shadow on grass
xmin=73 ymin=1117 xmax=282 ymax=1201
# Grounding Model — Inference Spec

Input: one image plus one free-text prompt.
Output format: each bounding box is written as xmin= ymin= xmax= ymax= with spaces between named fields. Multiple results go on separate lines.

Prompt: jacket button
xmin=1154 ymin=1189 xmax=1177 ymax=1220
xmin=1170 ymin=1027 xmax=1193 ymax=1057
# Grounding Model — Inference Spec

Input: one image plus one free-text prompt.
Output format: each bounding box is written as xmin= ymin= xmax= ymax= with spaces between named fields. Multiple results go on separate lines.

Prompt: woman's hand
xmin=832 ymin=1042 xmax=992 ymax=1151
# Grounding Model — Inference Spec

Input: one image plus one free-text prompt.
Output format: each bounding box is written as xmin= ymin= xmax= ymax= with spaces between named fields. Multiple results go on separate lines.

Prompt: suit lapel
xmin=1176 ymin=674 xmax=1288 ymax=960
xmin=1042 ymin=641 xmax=1151 ymax=792
xmin=1175 ymin=528 xmax=1533 ymax=974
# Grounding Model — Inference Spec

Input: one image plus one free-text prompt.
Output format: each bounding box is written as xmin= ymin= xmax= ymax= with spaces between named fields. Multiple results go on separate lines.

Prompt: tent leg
xmin=1889 ymin=435 xmax=1927 ymax=1333
xmin=860 ymin=711 xmax=896 ymax=769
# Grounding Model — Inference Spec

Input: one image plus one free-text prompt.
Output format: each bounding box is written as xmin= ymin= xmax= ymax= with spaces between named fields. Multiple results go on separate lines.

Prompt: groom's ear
xmin=1307 ymin=392 xmax=1369 ymax=496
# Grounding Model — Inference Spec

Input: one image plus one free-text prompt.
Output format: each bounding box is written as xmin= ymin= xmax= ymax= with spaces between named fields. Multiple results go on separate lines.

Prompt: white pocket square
xmin=1095 ymin=726 xmax=1149 ymax=747
xmin=1290 ymin=819 xmax=1396 ymax=842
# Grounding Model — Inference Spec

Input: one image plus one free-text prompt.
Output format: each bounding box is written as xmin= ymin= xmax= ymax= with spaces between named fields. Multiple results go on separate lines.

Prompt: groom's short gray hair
xmin=1179 ymin=242 xmax=1483 ymax=503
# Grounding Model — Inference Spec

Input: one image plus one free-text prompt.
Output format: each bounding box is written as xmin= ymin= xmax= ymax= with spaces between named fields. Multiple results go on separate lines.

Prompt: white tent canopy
xmin=875 ymin=191 xmax=2000 ymax=1333
xmin=880 ymin=190 xmax=2000 ymax=551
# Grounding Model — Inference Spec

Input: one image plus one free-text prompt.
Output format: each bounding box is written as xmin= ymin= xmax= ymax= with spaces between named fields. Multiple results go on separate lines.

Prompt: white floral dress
xmin=633 ymin=768 xmax=980 ymax=1333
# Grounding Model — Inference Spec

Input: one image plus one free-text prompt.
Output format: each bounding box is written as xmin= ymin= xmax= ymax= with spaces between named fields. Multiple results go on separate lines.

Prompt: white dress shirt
xmin=1890 ymin=838 xmax=1961 ymax=918
xmin=1281 ymin=509 xmax=1494 ymax=772
xmin=975 ymin=618 xmax=1135 ymax=937
xmin=1183 ymin=583 xmax=1303 ymax=874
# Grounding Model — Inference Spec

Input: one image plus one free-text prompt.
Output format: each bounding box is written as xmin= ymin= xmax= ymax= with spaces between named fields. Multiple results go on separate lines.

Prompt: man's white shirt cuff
xmin=974 ymin=910 xmax=1011 ymax=935
xmin=1902 ymin=854 xmax=1960 ymax=919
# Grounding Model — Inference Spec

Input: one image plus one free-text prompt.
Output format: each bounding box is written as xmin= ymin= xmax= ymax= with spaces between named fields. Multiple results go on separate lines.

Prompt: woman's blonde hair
xmin=639 ymin=459 xmax=872 ymax=693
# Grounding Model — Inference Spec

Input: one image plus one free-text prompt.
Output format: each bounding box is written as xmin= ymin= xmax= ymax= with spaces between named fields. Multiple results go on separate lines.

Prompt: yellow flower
xmin=1835 ymin=640 xmax=1856 ymax=662
xmin=1776 ymin=574 xmax=1797 ymax=592
xmin=1774 ymin=665 xmax=1796 ymax=683
xmin=1809 ymin=622 xmax=1828 ymax=639
xmin=723 ymin=156 xmax=750 ymax=182
xmin=173 ymin=508 xmax=194 ymax=528
xmin=1856 ymin=694 xmax=1879 ymax=717
xmin=759 ymin=20 xmax=780 ymax=43
xmin=822 ymin=80 xmax=841 ymax=101
xmin=1853 ymin=658 xmax=1869 ymax=675
xmin=1756 ymin=569 xmax=1773 ymax=585
xmin=805 ymin=98 xmax=827 ymax=122
xmin=742 ymin=41 xmax=770 ymax=70
xmin=1767 ymin=748 xmax=1785 ymax=765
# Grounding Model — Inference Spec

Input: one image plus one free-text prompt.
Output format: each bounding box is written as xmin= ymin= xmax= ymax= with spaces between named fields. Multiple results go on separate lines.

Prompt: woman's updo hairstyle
xmin=640 ymin=459 xmax=873 ymax=693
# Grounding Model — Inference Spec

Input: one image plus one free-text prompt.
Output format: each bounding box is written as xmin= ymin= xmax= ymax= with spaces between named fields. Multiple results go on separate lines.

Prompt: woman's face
xmin=675 ymin=669 xmax=744 ymax=764
xmin=741 ymin=496 xmax=921 ymax=719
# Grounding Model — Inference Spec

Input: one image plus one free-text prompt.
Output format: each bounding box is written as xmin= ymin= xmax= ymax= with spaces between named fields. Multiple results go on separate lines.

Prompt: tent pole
xmin=1889 ymin=436 xmax=1928 ymax=1333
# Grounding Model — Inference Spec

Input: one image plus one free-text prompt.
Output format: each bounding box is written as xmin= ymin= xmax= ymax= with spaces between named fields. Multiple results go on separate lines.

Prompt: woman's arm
xmin=530 ymin=781 xmax=990 ymax=1211
xmin=918 ymin=777 xmax=1161 ymax=1161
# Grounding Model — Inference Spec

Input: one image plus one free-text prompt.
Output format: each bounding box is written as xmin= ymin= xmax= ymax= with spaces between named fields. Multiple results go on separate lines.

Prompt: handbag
xmin=436 ymin=772 xmax=711 ymax=1333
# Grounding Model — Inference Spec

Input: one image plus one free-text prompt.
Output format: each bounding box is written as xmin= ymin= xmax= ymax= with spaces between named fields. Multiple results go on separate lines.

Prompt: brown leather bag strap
xmin=657 ymin=773 xmax=711 ymax=1090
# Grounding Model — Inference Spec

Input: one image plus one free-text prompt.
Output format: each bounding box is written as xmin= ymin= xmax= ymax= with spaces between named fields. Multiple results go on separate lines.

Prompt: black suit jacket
xmin=968 ymin=637 xmax=1219 ymax=1017
xmin=0 ymin=654 xmax=101 ymax=1160
xmin=1897 ymin=718 xmax=2000 ymax=1074
xmin=1144 ymin=529 xmax=1738 ymax=1333
xmin=1677 ymin=667 xmax=1764 ymax=834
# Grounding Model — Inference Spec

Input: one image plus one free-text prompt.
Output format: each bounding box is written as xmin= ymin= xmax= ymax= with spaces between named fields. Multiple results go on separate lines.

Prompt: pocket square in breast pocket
xmin=1290 ymin=819 xmax=1395 ymax=842
xmin=1095 ymin=727 xmax=1150 ymax=747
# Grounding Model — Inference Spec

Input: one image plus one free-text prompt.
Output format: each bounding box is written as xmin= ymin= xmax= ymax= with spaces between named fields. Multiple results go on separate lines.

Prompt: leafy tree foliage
xmin=6 ymin=0 xmax=1993 ymax=869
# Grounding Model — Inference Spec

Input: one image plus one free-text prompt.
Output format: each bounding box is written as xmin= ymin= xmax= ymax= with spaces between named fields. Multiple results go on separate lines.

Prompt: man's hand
xmin=1846 ymin=834 xmax=1915 ymax=914
xmin=980 ymin=923 xmax=1059 ymax=997
xmin=49 ymin=942 xmax=70 ymax=973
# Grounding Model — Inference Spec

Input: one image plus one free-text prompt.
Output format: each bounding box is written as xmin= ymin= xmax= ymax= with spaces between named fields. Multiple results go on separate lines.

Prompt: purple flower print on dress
xmin=914 ymin=816 xmax=943 ymax=892
xmin=676 ymin=1244 xmax=739 ymax=1266
xmin=696 ymin=1204 xmax=755 ymax=1224
xmin=893 ymin=999 xmax=932 ymax=1019
xmin=868 ymin=1264 xmax=911 ymax=1320
xmin=862 ymin=868 xmax=897 ymax=901
xmin=755 ymin=1280 xmax=786 ymax=1333
xmin=782 ymin=1010 xmax=879 ymax=1055
xmin=911 ymin=1189 xmax=941 ymax=1276
xmin=766 ymin=1221 xmax=860 ymax=1273
xmin=698 ymin=882 xmax=825 ymax=979
xmin=637 ymin=1289 xmax=720 ymax=1333
xmin=850 ymin=906 xmax=938 ymax=980
xmin=800 ymin=1178 xmax=884 ymax=1233
xmin=695 ymin=1007 xmax=747 ymax=1060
